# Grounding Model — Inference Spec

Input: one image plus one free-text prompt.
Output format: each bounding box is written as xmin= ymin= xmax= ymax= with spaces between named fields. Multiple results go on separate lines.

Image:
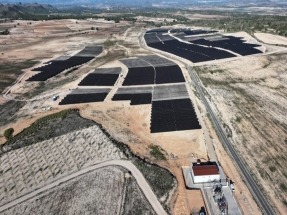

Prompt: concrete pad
xmin=120 ymin=58 xmax=150 ymax=68
xmin=140 ymin=55 xmax=176 ymax=67
xmin=71 ymin=88 xmax=111 ymax=95
xmin=116 ymin=86 xmax=153 ymax=94
xmin=92 ymin=67 xmax=121 ymax=74
xmin=152 ymin=84 xmax=189 ymax=101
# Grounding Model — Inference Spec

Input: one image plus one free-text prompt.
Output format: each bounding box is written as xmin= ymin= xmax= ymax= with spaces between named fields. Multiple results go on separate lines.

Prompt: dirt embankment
xmin=254 ymin=33 xmax=287 ymax=45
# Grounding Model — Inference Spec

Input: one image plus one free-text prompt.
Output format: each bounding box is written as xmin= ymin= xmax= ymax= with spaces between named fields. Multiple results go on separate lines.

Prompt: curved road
xmin=0 ymin=160 xmax=167 ymax=215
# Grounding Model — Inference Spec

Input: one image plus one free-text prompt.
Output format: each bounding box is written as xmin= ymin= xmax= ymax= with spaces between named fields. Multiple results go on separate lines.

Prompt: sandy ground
xmin=3 ymin=21 xmax=284 ymax=215
xmin=254 ymin=33 xmax=287 ymax=45
xmin=0 ymin=20 xmax=206 ymax=215
xmin=0 ymin=19 xmax=129 ymax=62
xmin=195 ymin=52 xmax=287 ymax=215
xmin=185 ymin=190 xmax=205 ymax=214
xmin=136 ymin=16 xmax=176 ymax=23
xmin=203 ymin=114 xmax=262 ymax=215
xmin=183 ymin=13 xmax=228 ymax=20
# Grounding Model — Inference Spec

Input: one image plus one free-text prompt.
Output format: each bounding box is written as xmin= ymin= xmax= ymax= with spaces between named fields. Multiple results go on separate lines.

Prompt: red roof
xmin=192 ymin=165 xmax=219 ymax=176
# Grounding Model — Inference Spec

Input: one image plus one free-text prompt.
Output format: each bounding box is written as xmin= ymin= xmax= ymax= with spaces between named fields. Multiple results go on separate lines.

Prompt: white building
xmin=191 ymin=161 xmax=220 ymax=183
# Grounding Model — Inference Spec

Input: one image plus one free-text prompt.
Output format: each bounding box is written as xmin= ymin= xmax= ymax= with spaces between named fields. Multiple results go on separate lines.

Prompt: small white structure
xmin=191 ymin=161 xmax=220 ymax=183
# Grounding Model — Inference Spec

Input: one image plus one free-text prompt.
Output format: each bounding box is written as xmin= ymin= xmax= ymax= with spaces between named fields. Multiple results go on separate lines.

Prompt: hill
xmin=0 ymin=3 xmax=56 ymax=18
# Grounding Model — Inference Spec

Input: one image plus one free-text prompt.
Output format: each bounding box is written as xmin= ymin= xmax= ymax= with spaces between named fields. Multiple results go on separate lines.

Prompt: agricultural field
xmin=1 ymin=124 xmax=126 ymax=205
xmin=2 ymin=166 xmax=155 ymax=215
xmin=0 ymin=109 xmax=177 ymax=214
xmin=194 ymin=52 xmax=287 ymax=213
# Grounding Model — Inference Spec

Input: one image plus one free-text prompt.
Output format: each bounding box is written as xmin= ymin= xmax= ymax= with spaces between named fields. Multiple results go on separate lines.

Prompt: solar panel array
xmin=113 ymin=93 xmax=152 ymax=105
xmin=139 ymin=55 xmax=176 ymax=67
xmin=79 ymin=67 xmax=121 ymax=86
xmin=151 ymin=99 xmax=201 ymax=133
xmin=56 ymin=53 xmax=202 ymax=133
xmin=146 ymin=35 xmax=236 ymax=63
xmin=123 ymin=66 xmax=155 ymax=86
xmin=144 ymin=28 xmax=262 ymax=63
xmin=112 ymin=87 xmax=153 ymax=105
xmin=27 ymin=46 xmax=103 ymax=81
xmin=59 ymin=88 xmax=110 ymax=105
xmin=192 ymin=36 xmax=262 ymax=56
xmin=155 ymin=65 xmax=185 ymax=84
xmin=121 ymin=62 xmax=185 ymax=86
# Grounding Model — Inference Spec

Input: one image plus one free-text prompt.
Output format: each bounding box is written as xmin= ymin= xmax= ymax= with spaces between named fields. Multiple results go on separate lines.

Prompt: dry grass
xmin=195 ymin=52 xmax=287 ymax=214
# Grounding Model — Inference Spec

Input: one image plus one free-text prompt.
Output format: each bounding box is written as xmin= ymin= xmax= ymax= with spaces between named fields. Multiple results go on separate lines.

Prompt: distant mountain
xmin=0 ymin=0 xmax=285 ymax=11
xmin=0 ymin=3 xmax=56 ymax=18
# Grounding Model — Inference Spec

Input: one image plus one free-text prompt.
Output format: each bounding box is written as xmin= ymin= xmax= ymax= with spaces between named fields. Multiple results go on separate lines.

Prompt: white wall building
xmin=191 ymin=162 xmax=220 ymax=183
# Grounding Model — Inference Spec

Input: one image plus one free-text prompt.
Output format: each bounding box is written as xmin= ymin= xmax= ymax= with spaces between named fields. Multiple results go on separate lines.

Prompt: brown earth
xmin=195 ymin=52 xmax=287 ymax=214
xmin=2 ymin=19 xmax=284 ymax=215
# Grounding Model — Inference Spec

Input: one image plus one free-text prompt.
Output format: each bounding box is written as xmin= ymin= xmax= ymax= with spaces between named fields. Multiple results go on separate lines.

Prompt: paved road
xmin=188 ymin=68 xmax=275 ymax=215
xmin=0 ymin=160 xmax=167 ymax=215
xmin=139 ymin=30 xmax=277 ymax=215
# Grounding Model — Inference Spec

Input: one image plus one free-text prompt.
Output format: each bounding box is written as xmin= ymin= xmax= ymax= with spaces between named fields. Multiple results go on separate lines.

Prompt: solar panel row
xmin=59 ymin=93 xmax=108 ymax=105
xmin=123 ymin=66 xmax=155 ymax=86
xmin=151 ymin=99 xmax=201 ymax=133
xmin=192 ymin=36 xmax=262 ymax=56
xmin=27 ymin=46 xmax=102 ymax=82
xmin=145 ymin=29 xmax=262 ymax=63
xmin=148 ymin=39 xmax=236 ymax=63
xmin=112 ymin=93 xmax=152 ymax=105
xmin=122 ymin=65 xmax=185 ymax=86
xmin=28 ymin=56 xmax=94 ymax=81
xmin=79 ymin=73 xmax=120 ymax=86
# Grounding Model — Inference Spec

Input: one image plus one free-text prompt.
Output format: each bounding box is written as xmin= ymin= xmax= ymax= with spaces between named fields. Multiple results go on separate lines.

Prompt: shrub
xmin=4 ymin=128 xmax=14 ymax=141
xmin=149 ymin=144 xmax=166 ymax=160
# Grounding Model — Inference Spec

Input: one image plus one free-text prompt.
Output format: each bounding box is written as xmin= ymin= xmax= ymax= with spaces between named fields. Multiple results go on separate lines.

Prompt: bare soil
xmin=254 ymin=33 xmax=287 ymax=45
xmin=2 ymin=19 xmax=282 ymax=215
xmin=195 ymin=52 xmax=287 ymax=214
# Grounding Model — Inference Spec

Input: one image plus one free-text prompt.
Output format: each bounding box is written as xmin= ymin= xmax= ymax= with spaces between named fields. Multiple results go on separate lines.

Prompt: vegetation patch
xmin=92 ymin=122 xmax=176 ymax=213
xmin=0 ymin=100 xmax=26 ymax=126
xmin=149 ymin=144 xmax=166 ymax=160
xmin=1 ymin=109 xmax=95 ymax=154
xmin=1 ymin=109 xmax=176 ymax=213
xmin=123 ymin=177 xmax=156 ymax=215
xmin=3 ymin=128 xmax=14 ymax=141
